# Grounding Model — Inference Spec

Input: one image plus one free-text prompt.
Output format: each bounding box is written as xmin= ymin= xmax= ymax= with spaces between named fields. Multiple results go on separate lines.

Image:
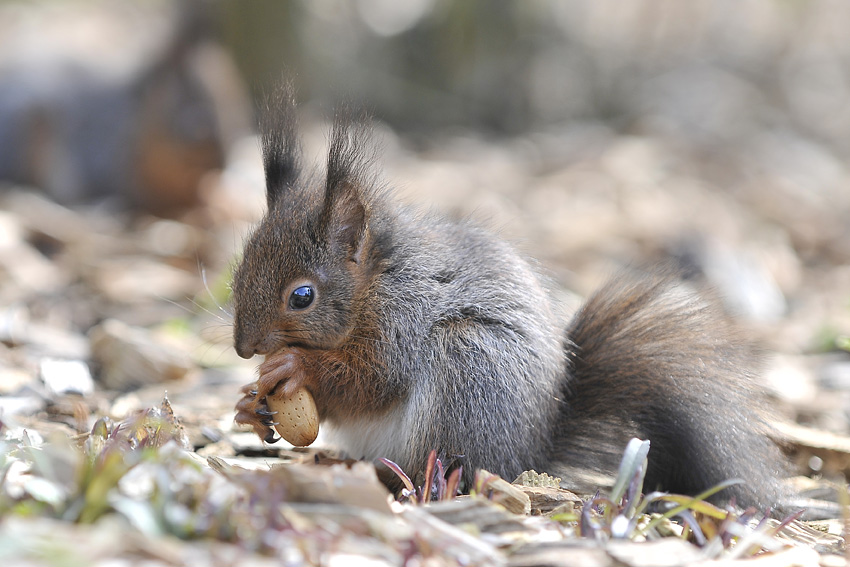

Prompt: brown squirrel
xmin=232 ymin=85 xmax=791 ymax=511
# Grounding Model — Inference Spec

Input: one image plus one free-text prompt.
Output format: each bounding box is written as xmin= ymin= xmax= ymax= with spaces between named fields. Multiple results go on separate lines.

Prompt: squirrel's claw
xmin=234 ymin=408 xmax=274 ymax=442
xmin=234 ymin=382 xmax=280 ymax=443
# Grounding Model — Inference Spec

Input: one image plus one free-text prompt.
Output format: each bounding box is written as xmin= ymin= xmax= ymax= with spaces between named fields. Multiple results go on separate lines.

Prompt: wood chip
xmin=516 ymin=485 xmax=583 ymax=516
xmin=479 ymin=470 xmax=531 ymax=515
xmin=269 ymin=462 xmax=393 ymax=514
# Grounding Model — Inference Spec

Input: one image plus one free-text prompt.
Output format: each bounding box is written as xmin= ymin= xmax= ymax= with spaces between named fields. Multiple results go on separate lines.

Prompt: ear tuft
xmin=321 ymin=108 xmax=374 ymax=259
xmin=259 ymin=80 xmax=301 ymax=208
xmin=326 ymin=105 xmax=374 ymax=192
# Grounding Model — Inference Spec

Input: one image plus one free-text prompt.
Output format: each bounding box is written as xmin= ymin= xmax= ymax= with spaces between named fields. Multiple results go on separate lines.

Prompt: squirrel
xmin=231 ymin=85 xmax=791 ymax=511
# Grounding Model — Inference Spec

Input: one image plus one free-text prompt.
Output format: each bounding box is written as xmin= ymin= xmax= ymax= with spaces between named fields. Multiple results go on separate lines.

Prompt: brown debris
xmin=479 ymin=469 xmax=532 ymax=515
xmin=89 ymin=319 xmax=197 ymax=390
xmin=518 ymin=485 xmax=584 ymax=517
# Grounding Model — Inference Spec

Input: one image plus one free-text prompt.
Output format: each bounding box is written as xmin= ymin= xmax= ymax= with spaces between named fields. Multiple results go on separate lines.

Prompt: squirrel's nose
xmin=234 ymin=327 xmax=261 ymax=359
xmin=235 ymin=341 xmax=257 ymax=359
xmin=234 ymin=319 xmax=275 ymax=358
xmin=234 ymin=331 xmax=273 ymax=359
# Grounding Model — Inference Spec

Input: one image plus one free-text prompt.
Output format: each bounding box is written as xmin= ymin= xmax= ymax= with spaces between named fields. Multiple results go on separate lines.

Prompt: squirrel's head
xmin=231 ymin=85 xmax=377 ymax=358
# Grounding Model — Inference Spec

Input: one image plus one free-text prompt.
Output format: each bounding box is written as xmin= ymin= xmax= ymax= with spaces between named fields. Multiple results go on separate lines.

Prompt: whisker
xmin=198 ymin=322 xmax=233 ymax=339
xmin=188 ymin=296 xmax=232 ymax=324
xmin=198 ymin=342 xmax=237 ymax=367
xmin=198 ymin=262 xmax=234 ymax=319
xmin=158 ymin=295 xmax=203 ymax=317
xmin=156 ymin=292 xmax=232 ymax=328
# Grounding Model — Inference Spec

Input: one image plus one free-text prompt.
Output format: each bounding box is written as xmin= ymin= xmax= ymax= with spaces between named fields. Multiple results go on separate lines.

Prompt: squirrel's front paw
xmin=234 ymin=382 xmax=278 ymax=443
xmin=234 ymin=349 xmax=311 ymax=443
xmin=257 ymin=349 xmax=310 ymax=398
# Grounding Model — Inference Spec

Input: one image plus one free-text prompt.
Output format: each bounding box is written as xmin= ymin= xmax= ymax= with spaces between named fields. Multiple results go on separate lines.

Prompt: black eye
xmin=288 ymin=285 xmax=314 ymax=310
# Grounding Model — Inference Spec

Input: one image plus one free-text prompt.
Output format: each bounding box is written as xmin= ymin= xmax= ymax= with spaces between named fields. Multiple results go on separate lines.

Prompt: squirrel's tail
xmin=553 ymin=268 xmax=790 ymax=511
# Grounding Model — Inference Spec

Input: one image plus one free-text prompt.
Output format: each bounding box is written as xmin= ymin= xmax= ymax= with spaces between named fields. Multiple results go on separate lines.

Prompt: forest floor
xmin=1 ymin=119 xmax=850 ymax=566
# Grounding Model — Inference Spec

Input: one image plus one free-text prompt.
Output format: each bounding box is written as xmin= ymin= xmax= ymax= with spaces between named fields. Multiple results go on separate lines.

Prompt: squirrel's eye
xmin=288 ymin=285 xmax=314 ymax=310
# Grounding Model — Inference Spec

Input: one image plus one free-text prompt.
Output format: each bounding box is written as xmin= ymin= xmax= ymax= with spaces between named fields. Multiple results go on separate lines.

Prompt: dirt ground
xmin=2 ymin=1 xmax=850 ymax=565
xmin=2 ymin=114 xmax=849 ymax=565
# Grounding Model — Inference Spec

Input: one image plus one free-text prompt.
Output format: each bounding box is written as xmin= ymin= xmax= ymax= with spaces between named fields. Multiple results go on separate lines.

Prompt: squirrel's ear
xmin=320 ymin=181 xmax=367 ymax=260
xmin=259 ymin=81 xmax=301 ymax=208
xmin=321 ymin=109 xmax=372 ymax=259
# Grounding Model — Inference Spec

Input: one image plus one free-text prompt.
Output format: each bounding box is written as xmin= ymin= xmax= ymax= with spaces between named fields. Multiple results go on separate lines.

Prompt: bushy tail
xmin=553 ymin=268 xmax=790 ymax=511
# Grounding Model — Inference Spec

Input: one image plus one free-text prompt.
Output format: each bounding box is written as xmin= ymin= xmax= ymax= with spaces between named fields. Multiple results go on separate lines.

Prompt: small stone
xmin=93 ymin=258 xmax=198 ymax=304
xmin=819 ymin=358 xmax=850 ymax=390
xmin=0 ymin=364 xmax=35 ymax=395
xmin=0 ymin=240 xmax=68 ymax=294
xmin=0 ymin=308 xmax=90 ymax=359
xmin=89 ymin=319 xmax=196 ymax=390
xmin=0 ymin=396 xmax=45 ymax=417
xmin=39 ymin=358 xmax=94 ymax=396
xmin=0 ymin=210 xmax=24 ymax=247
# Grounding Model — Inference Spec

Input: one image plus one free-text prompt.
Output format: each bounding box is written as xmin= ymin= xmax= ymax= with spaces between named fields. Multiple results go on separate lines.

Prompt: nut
xmin=266 ymin=386 xmax=319 ymax=446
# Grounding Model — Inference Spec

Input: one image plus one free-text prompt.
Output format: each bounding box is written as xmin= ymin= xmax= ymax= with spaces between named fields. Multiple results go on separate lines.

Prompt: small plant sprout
xmin=577 ymin=438 xmax=745 ymax=542
xmin=379 ymin=450 xmax=462 ymax=504
xmin=571 ymin=437 xmax=806 ymax=558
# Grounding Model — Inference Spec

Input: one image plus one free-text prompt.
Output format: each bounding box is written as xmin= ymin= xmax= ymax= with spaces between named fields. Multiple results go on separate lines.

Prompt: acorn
xmin=266 ymin=386 xmax=319 ymax=447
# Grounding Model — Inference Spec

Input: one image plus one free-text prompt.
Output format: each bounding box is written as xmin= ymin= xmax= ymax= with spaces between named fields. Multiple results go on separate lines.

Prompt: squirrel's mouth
xmin=267 ymin=333 xmax=345 ymax=354
xmin=236 ymin=318 xmax=353 ymax=357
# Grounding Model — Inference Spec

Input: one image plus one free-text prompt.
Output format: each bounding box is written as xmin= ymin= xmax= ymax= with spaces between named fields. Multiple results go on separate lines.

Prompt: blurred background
xmin=0 ymin=0 xmax=849 ymax=483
